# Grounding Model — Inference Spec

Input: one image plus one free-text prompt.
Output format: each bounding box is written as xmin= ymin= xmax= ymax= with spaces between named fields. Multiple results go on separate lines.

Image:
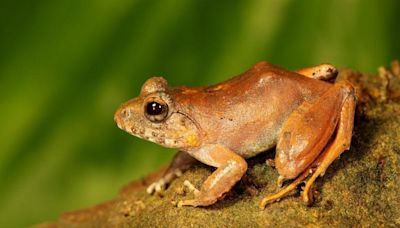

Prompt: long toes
xmin=146 ymin=179 xmax=166 ymax=195
xmin=183 ymin=180 xmax=200 ymax=196
xmin=174 ymin=169 xmax=183 ymax=177
xmin=260 ymin=169 xmax=311 ymax=209
xmin=301 ymin=185 xmax=316 ymax=206
xmin=301 ymin=193 xmax=313 ymax=206
xmin=146 ymin=182 xmax=157 ymax=194
xmin=259 ymin=195 xmax=281 ymax=209
xmin=154 ymin=180 xmax=166 ymax=196
xmin=177 ymin=199 xmax=197 ymax=207
xmin=277 ymin=176 xmax=285 ymax=187
xmin=177 ymin=197 xmax=215 ymax=207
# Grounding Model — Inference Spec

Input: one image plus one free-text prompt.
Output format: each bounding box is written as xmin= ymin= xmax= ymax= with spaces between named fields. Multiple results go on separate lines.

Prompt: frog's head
xmin=114 ymin=77 xmax=201 ymax=149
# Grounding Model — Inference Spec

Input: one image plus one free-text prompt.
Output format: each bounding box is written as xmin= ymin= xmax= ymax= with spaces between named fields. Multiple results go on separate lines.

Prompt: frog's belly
xmin=221 ymin=121 xmax=280 ymax=159
xmin=235 ymin=138 xmax=276 ymax=159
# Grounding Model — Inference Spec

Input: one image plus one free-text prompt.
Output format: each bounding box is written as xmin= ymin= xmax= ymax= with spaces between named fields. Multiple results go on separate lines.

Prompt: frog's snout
xmin=114 ymin=106 xmax=132 ymax=130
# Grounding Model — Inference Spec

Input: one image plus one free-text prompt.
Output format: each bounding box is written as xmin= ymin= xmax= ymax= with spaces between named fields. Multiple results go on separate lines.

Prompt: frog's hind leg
xmin=296 ymin=64 xmax=338 ymax=82
xmin=259 ymin=80 xmax=356 ymax=209
xmin=301 ymin=84 xmax=356 ymax=204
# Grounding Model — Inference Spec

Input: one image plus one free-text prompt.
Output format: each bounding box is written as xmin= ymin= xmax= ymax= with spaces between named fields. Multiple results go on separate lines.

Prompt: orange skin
xmin=114 ymin=61 xmax=356 ymax=208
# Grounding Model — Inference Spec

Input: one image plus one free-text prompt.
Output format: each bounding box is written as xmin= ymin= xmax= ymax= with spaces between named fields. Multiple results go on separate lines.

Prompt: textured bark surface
xmin=38 ymin=61 xmax=400 ymax=227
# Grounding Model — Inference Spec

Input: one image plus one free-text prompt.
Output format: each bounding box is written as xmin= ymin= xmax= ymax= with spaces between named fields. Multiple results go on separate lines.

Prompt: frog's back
xmin=174 ymin=61 xmax=333 ymax=158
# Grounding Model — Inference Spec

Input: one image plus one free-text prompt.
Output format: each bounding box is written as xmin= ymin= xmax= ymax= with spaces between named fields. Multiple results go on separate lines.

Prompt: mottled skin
xmin=114 ymin=61 xmax=356 ymax=208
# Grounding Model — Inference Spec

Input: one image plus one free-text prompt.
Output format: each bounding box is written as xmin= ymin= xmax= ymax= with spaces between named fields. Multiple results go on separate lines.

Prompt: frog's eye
xmin=144 ymin=99 xmax=168 ymax=122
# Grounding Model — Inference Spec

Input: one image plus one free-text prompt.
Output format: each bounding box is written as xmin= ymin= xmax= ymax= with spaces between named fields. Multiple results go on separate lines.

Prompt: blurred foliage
xmin=0 ymin=0 xmax=398 ymax=227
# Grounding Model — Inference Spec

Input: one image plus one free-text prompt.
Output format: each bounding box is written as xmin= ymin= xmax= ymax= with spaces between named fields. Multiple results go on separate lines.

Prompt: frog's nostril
xmin=122 ymin=108 xmax=132 ymax=119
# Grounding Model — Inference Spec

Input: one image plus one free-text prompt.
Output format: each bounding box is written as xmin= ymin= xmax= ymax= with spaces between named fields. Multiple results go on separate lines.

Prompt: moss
xmin=38 ymin=62 xmax=400 ymax=227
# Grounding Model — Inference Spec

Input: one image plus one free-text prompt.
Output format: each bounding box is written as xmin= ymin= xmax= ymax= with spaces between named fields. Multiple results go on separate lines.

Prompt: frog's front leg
xmin=178 ymin=145 xmax=247 ymax=207
xmin=147 ymin=151 xmax=196 ymax=195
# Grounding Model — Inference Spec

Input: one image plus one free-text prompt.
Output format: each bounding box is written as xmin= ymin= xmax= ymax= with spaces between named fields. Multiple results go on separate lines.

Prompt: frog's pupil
xmin=146 ymin=102 xmax=164 ymax=115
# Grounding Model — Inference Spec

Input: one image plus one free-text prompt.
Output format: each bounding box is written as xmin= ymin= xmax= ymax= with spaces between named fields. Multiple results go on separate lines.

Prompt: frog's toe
xmin=277 ymin=175 xmax=285 ymax=187
xmin=146 ymin=183 xmax=156 ymax=194
xmin=177 ymin=181 xmax=217 ymax=207
xmin=301 ymin=173 xmax=320 ymax=206
xmin=146 ymin=179 xmax=166 ymax=195
xmin=147 ymin=169 xmax=184 ymax=195
xmin=301 ymin=184 xmax=316 ymax=206
xmin=177 ymin=197 xmax=215 ymax=207
xmin=260 ymin=170 xmax=310 ymax=209
xmin=183 ymin=180 xmax=200 ymax=196
xmin=177 ymin=199 xmax=197 ymax=207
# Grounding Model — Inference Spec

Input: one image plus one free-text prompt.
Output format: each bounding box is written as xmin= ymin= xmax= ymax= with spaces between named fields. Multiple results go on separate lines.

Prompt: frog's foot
xmin=177 ymin=191 xmax=218 ymax=208
xmin=259 ymin=169 xmax=311 ymax=209
xmin=147 ymin=169 xmax=183 ymax=196
xmin=296 ymin=64 xmax=338 ymax=82
xmin=177 ymin=197 xmax=216 ymax=207
xmin=176 ymin=180 xmax=219 ymax=207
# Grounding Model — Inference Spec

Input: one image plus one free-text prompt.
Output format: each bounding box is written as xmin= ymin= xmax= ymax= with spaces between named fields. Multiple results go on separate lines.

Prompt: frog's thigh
xmin=301 ymin=83 xmax=356 ymax=203
xmin=296 ymin=64 xmax=338 ymax=82
xmin=179 ymin=145 xmax=247 ymax=207
xmin=260 ymin=81 xmax=356 ymax=208
xmin=275 ymin=81 xmax=350 ymax=180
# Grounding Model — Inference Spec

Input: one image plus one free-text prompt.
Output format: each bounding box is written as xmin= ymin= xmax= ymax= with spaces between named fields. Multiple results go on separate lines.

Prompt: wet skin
xmin=114 ymin=61 xmax=356 ymax=209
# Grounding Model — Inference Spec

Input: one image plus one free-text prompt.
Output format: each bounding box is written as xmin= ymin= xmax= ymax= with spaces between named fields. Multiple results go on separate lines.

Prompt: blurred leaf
xmin=0 ymin=0 xmax=398 ymax=227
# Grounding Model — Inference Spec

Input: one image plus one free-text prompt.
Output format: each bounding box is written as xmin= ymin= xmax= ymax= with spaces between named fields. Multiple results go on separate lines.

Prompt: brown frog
xmin=114 ymin=61 xmax=356 ymax=209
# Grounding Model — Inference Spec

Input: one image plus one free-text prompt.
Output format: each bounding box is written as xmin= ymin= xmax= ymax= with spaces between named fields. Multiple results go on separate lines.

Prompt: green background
xmin=0 ymin=0 xmax=398 ymax=227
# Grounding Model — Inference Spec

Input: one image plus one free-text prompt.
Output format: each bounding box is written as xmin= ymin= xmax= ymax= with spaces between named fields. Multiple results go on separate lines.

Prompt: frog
xmin=114 ymin=61 xmax=356 ymax=209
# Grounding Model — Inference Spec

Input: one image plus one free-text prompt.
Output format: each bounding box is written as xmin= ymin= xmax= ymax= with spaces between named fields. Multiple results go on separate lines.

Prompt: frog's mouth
xmin=114 ymin=98 xmax=202 ymax=149
xmin=135 ymin=113 xmax=202 ymax=149
xmin=115 ymin=120 xmax=124 ymax=131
